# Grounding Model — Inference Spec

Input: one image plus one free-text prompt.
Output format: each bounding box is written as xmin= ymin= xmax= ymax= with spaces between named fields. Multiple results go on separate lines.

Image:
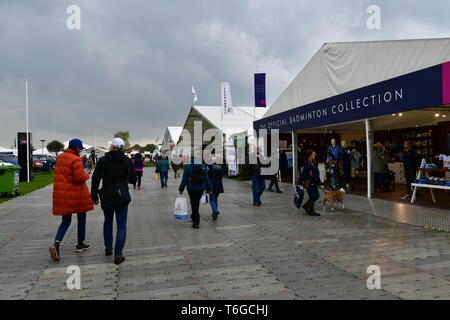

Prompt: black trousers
xmin=268 ymin=174 xmax=280 ymax=191
xmin=134 ymin=172 xmax=143 ymax=188
xmin=404 ymin=167 xmax=417 ymax=195
xmin=188 ymin=189 xmax=203 ymax=225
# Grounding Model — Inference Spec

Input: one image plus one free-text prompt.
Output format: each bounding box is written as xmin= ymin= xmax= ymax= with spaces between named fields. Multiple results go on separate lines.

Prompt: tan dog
xmin=322 ymin=188 xmax=346 ymax=212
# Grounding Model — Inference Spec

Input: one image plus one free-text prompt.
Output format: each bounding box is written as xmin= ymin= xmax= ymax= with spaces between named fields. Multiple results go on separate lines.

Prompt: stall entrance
xmin=291 ymin=107 xmax=450 ymax=210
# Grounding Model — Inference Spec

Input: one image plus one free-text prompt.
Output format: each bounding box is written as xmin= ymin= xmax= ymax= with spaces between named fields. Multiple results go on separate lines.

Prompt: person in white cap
xmin=91 ymin=137 xmax=137 ymax=265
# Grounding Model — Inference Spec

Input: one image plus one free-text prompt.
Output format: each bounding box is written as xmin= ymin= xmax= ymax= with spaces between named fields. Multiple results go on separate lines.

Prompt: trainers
xmin=192 ymin=224 xmax=199 ymax=229
xmin=212 ymin=212 xmax=219 ymax=221
xmin=276 ymin=190 xmax=283 ymax=193
xmin=76 ymin=242 xmax=90 ymax=252
xmin=114 ymin=256 xmax=125 ymax=265
xmin=105 ymin=248 xmax=113 ymax=256
xmin=49 ymin=242 xmax=60 ymax=262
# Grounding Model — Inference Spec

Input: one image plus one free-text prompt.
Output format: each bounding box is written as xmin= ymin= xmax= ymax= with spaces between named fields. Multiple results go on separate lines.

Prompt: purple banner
xmin=254 ymin=73 xmax=266 ymax=108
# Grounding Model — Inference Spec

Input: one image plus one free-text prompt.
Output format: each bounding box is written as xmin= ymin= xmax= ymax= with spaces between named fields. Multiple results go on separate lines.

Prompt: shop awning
xmin=255 ymin=38 xmax=450 ymax=132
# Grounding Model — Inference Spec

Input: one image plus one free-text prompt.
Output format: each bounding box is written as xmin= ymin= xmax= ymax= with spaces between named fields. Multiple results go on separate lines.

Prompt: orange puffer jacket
xmin=52 ymin=148 xmax=94 ymax=216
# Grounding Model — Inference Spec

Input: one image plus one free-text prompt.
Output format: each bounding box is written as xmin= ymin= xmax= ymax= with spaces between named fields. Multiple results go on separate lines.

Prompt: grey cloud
xmin=0 ymin=0 xmax=449 ymax=148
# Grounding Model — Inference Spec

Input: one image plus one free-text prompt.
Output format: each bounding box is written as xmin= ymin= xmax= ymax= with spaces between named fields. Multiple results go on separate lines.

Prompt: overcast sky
xmin=0 ymin=0 xmax=449 ymax=148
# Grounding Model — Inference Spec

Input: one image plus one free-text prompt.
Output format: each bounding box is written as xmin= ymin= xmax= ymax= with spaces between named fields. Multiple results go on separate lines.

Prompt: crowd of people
xmin=48 ymin=137 xmax=419 ymax=265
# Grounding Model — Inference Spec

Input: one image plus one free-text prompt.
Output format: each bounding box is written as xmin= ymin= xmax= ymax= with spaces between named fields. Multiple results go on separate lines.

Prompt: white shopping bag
xmin=200 ymin=194 xmax=208 ymax=205
xmin=173 ymin=197 xmax=188 ymax=219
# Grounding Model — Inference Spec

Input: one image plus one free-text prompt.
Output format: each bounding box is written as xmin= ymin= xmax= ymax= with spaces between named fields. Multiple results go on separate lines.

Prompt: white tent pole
xmin=365 ymin=118 xmax=373 ymax=198
xmin=25 ymin=79 xmax=30 ymax=183
xmin=291 ymin=130 xmax=298 ymax=185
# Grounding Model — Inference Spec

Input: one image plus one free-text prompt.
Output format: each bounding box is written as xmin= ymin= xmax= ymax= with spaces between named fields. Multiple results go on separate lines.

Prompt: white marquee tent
xmin=177 ymin=105 xmax=266 ymax=149
xmin=161 ymin=126 xmax=183 ymax=152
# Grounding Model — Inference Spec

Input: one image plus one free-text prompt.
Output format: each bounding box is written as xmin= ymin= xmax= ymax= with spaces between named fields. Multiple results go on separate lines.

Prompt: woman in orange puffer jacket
xmin=49 ymin=139 xmax=94 ymax=262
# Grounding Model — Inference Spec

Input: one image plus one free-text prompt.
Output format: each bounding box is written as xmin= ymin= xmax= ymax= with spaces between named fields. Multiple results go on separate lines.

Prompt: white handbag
xmin=173 ymin=197 xmax=188 ymax=219
xmin=200 ymin=194 xmax=208 ymax=205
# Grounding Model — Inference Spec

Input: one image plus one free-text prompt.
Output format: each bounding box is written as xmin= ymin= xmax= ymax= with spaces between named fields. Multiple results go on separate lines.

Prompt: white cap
xmin=110 ymin=138 xmax=125 ymax=148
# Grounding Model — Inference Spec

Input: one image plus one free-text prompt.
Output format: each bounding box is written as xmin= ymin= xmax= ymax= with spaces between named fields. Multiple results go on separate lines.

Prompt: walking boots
xmin=303 ymin=201 xmax=321 ymax=216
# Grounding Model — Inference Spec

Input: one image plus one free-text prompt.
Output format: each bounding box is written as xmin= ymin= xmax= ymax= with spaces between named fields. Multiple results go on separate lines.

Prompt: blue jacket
xmin=327 ymin=145 xmax=342 ymax=161
xmin=179 ymin=163 xmax=213 ymax=192
xmin=157 ymin=159 xmax=170 ymax=173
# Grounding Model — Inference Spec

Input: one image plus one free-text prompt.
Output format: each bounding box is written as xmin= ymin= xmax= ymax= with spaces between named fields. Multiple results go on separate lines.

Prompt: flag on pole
xmin=192 ymin=86 xmax=198 ymax=103
xmin=221 ymin=82 xmax=233 ymax=115
xmin=254 ymin=73 xmax=266 ymax=107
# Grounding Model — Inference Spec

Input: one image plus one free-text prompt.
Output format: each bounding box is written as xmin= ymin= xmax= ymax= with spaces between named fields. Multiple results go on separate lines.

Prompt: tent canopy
xmin=161 ymin=126 xmax=183 ymax=151
xmin=178 ymin=105 xmax=266 ymax=147
xmin=262 ymin=38 xmax=450 ymax=120
xmin=0 ymin=146 xmax=14 ymax=154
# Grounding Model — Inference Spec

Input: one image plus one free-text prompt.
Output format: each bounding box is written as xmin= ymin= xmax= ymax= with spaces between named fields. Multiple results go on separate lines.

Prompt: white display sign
xmin=221 ymin=82 xmax=233 ymax=115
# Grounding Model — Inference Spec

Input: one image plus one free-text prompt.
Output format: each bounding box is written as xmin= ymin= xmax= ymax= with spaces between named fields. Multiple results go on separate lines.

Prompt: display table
xmin=411 ymin=168 xmax=450 ymax=204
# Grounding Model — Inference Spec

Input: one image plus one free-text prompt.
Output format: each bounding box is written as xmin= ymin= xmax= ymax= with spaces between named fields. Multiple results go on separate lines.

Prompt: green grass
xmin=144 ymin=162 xmax=156 ymax=167
xmin=0 ymin=172 xmax=54 ymax=205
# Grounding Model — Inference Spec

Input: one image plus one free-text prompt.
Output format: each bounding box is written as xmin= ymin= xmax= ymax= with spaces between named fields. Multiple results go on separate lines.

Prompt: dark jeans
xmin=374 ymin=172 xmax=383 ymax=190
xmin=134 ymin=171 xmax=143 ymax=188
xmin=210 ymin=191 xmax=220 ymax=214
xmin=55 ymin=213 xmax=86 ymax=243
xmin=251 ymin=175 xmax=266 ymax=204
xmin=103 ymin=205 xmax=128 ymax=258
xmin=404 ymin=167 xmax=417 ymax=195
xmin=173 ymin=170 xmax=178 ymax=179
xmin=160 ymin=171 xmax=168 ymax=187
xmin=268 ymin=174 xmax=280 ymax=192
xmin=306 ymin=186 xmax=320 ymax=202
xmin=188 ymin=189 xmax=203 ymax=225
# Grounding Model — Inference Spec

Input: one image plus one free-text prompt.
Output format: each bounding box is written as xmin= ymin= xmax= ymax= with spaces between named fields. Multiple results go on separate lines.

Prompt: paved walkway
xmin=0 ymin=168 xmax=449 ymax=300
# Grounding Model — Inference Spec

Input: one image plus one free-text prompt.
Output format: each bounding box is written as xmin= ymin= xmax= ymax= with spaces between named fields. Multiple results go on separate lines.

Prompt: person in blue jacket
xmin=156 ymin=155 xmax=170 ymax=188
xmin=298 ymin=149 xmax=321 ymax=216
xmin=327 ymin=138 xmax=342 ymax=190
xmin=179 ymin=156 xmax=213 ymax=229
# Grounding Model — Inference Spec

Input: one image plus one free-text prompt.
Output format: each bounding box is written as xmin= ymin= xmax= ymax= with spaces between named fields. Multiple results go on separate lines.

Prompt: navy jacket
xmin=208 ymin=164 xmax=224 ymax=194
xmin=298 ymin=160 xmax=320 ymax=187
xmin=179 ymin=163 xmax=213 ymax=192
xmin=403 ymin=149 xmax=418 ymax=170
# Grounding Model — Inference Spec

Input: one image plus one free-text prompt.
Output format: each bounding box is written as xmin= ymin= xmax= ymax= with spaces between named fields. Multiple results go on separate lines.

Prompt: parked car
xmin=32 ymin=155 xmax=52 ymax=172
xmin=0 ymin=155 xmax=18 ymax=166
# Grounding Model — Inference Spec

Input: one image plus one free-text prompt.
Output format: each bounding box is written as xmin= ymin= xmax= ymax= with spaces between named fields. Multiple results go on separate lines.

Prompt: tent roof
xmin=263 ymin=37 xmax=450 ymax=119
xmin=180 ymin=105 xmax=266 ymax=139
xmin=0 ymin=146 xmax=14 ymax=153
xmin=167 ymin=127 xmax=183 ymax=144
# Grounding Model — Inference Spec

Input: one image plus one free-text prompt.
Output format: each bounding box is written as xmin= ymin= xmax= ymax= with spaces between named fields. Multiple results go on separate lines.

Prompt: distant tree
xmin=47 ymin=140 xmax=64 ymax=154
xmin=113 ymin=131 xmax=130 ymax=148
xmin=143 ymin=144 xmax=156 ymax=153
xmin=130 ymin=144 xmax=143 ymax=150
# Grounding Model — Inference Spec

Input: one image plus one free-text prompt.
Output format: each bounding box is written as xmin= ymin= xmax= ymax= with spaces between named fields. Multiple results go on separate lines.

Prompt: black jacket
xmin=208 ymin=164 xmax=224 ymax=194
xmin=91 ymin=151 xmax=137 ymax=203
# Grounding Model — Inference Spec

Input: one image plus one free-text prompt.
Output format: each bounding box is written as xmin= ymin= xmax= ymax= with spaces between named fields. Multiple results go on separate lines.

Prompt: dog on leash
xmin=322 ymin=188 xmax=346 ymax=212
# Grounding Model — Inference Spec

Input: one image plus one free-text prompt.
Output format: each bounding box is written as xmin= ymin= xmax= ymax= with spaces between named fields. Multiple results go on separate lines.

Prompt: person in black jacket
xmin=91 ymin=138 xmax=137 ymax=265
xmin=402 ymin=140 xmax=418 ymax=200
xmin=208 ymin=157 xmax=224 ymax=220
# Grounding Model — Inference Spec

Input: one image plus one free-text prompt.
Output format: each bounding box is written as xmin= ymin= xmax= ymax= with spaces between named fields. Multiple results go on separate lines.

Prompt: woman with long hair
xmin=298 ymin=149 xmax=321 ymax=216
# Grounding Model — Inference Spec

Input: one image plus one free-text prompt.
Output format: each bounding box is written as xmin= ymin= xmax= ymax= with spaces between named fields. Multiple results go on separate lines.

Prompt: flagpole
xmin=25 ymin=79 xmax=30 ymax=183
